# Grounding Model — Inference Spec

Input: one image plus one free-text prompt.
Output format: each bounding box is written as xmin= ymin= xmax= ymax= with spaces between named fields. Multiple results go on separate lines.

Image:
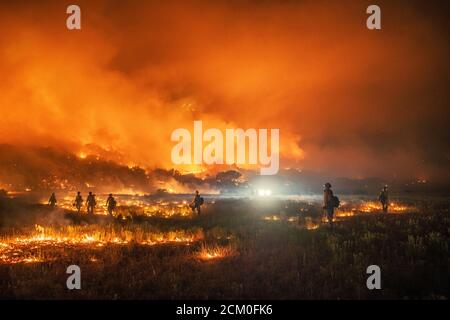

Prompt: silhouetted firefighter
xmin=86 ymin=192 xmax=96 ymax=215
xmin=190 ymin=190 xmax=204 ymax=215
xmin=106 ymin=193 xmax=117 ymax=217
xmin=48 ymin=193 xmax=57 ymax=209
xmin=378 ymin=185 xmax=389 ymax=213
xmin=323 ymin=183 xmax=340 ymax=227
xmin=73 ymin=191 xmax=83 ymax=213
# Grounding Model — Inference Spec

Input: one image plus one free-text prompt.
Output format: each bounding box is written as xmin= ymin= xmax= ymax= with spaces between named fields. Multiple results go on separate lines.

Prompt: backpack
xmin=199 ymin=197 xmax=204 ymax=205
xmin=332 ymin=195 xmax=340 ymax=208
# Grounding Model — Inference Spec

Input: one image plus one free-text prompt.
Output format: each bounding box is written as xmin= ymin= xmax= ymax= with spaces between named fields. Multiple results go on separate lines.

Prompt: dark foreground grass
xmin=0 ymin=198 xmax=449 ymax=299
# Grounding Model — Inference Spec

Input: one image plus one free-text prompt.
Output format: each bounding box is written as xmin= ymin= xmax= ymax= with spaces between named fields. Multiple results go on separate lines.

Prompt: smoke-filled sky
xmin=0 ymin=0 xmax=448 ymax=181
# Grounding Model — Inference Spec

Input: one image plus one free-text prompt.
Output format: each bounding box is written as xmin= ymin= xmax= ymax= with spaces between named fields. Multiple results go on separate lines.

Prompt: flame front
xmin=0 ymin=224 xmax=203 ymax=265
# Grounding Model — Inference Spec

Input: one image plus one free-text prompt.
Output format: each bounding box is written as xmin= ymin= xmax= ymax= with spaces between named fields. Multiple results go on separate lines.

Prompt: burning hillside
xmin=0 ymin=144 xmax=233 ymax=195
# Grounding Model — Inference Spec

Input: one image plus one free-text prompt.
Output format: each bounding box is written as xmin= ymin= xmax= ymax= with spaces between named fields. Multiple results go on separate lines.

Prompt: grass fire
xmin=0 ymin=190 xmax=448 ymax=299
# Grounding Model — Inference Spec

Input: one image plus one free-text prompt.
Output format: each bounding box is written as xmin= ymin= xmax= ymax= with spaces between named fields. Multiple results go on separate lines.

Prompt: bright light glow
xmin=257 ymin=189 xmax=272 ymax=197
xmin=78 ymin=152 xmax=87 ymax=159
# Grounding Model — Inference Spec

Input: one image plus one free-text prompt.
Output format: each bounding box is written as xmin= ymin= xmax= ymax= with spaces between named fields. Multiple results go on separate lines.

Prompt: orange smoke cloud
xmin=0 ymin=0 xmax=448 ymax=180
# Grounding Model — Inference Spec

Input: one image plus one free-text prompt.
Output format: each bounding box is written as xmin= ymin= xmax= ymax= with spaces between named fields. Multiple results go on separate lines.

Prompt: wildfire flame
xmin=198 ymin=244 xmax=236 ymax=261
xmin=0 ymin=224 xmax=203 ymax=265
xmin=52 ymin=195 xmax=195 ymax=218
xmin=262 ymin=200 xmax=417 ymax=229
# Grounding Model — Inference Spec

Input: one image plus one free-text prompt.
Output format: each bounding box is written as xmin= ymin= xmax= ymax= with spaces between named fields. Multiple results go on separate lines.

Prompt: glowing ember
xmin=263 ymin=215 xmax=298 ymax=223
xmin=198 ymin=244 xmax=235 ymax=261
xmin=335 ymin=211 xmax=355 ymax=218
xmin=305 ymin=217 xmax=320 ymax=230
